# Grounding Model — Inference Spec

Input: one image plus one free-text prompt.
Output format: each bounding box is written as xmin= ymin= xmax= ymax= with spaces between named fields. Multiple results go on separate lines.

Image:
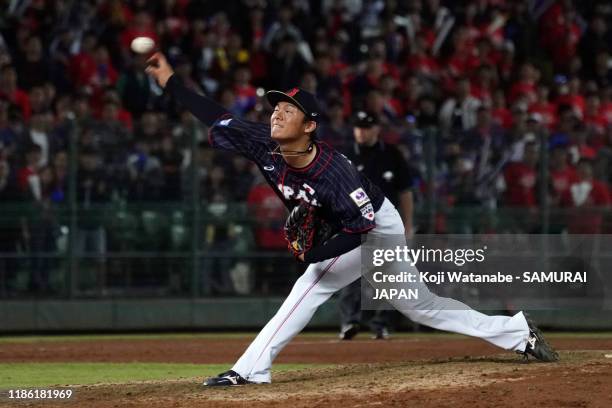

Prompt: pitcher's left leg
xmin=231 ymin=247 xmax=362 ymax=383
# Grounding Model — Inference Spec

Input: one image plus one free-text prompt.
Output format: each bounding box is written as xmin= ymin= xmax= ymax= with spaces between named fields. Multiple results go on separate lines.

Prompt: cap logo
xmin=286 ymin=88 xmax=299 ymax=97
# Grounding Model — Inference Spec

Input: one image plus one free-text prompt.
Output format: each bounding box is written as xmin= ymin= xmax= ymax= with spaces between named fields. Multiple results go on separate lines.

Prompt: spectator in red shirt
xmin=569 ymin=124 xmax=597 ymax=162
xmin=561 ymin=159 xmax=610 ymax=233
xmin=549 ymin=145 xmax=578 ymax=206
xmin=446 ymin=27 xmax=480 ymax=79
xmin=87 ymin=45 xmax=120 ymax=111
xmin=549 ymin=7 xmax=582 ymax=71
xmin=600 ymin=85 xmax=612 ymax=125
xmin=375 ymin=40 xmax=400 ymax=81
xmin=509 ymin=63 xmax=538 ymax=105
xmin=406 ymin=33 xmax=439 ymax=81
xmin=529 ymin=85 xmax=557 ymax=130
xmin=243 ymin=7 xmax=268 ymax=85
xmin=539 ymin=2 xmax=582 ymax=70
xmin=573 ymin=159 xmax=610 ymax=205
xmin=91 ymin=46 xmax=119 ymax=89
xmin=583 ymin=92 xmax=608 ymax=142
xmin=69 ymin=32 xmax=98 ymax=89
xmin=503 ymin=141 xmax=539 ymax=208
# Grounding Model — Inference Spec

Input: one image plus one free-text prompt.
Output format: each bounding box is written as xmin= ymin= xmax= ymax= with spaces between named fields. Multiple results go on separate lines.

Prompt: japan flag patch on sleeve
xmin=349 ymin=187 xmax=371 ymax=207
xmin=360 ymin=203 xmax=375 ymax=220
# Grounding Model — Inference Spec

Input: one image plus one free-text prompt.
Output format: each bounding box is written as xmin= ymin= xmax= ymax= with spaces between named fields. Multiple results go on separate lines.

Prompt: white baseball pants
xmin=232 ymin=198 xmax=530 ymax=383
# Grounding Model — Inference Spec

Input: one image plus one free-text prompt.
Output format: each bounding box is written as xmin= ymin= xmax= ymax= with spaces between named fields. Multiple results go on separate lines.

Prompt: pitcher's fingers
xmin=146 ymin=52 xmax=161 ymax=65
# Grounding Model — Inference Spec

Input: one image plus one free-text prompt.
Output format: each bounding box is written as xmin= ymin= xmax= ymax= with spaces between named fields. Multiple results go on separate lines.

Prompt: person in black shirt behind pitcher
xmin=338 ymin=111 xmax=417 ymax=340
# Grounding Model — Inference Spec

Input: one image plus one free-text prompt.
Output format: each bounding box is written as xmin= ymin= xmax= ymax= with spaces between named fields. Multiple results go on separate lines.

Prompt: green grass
xmin=0 ymin=363 xmax=325 ymax=388
xmin=1 ymin=331 xmax=612 ymax=344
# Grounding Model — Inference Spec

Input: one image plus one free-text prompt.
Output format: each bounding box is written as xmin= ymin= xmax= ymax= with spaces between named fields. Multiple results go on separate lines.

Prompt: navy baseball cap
xmin=353 ymin=111 xmax=379 ymax=128
xmin=265 ymin=88 xmax=321 ymax=122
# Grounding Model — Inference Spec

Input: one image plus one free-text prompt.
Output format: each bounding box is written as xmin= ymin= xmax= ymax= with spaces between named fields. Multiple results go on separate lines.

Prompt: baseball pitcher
xmin=145 ymin=52 xmax=558 ymax=386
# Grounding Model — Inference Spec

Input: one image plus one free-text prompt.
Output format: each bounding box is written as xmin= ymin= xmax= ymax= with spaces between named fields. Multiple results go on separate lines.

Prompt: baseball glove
xmin=284 ymin=202 xmax=335 ymax=258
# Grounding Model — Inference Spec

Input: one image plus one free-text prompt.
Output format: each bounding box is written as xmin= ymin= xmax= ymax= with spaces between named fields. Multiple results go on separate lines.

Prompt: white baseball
xmin=130 ymin=37 xmax=155 ymax=54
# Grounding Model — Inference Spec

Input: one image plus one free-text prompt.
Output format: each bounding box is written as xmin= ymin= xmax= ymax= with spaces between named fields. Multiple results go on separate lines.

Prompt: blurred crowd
xmin=1 ymin=0 xmax=612 ymax=294
xmin=0 ymin=0 xmax=610 ymax=211
xmin=1 ymin=0 xmax=612 ymax=207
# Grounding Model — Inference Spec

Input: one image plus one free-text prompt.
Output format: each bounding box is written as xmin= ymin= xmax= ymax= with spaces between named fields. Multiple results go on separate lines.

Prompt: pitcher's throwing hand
xmin=145 ymin=52 xmax=174 ymax=88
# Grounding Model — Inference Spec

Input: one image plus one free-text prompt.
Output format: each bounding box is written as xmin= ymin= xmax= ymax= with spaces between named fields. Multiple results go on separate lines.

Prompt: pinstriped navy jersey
xmin=209 ymin=115 xmax=385 ymax=233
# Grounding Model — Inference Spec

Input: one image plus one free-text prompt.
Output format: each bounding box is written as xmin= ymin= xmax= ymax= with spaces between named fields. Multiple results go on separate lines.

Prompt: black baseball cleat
xmin=339 ymin=323 xmax=360 ymax=340
xmin=520 ymin=315 xmax=559 ymax=362
xmin=203 ymin=370 xmax=252 ymax=386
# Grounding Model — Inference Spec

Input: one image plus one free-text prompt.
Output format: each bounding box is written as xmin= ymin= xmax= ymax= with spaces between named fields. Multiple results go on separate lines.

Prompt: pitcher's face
xmin=270 ymin=101 xmax=313 ymax=141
